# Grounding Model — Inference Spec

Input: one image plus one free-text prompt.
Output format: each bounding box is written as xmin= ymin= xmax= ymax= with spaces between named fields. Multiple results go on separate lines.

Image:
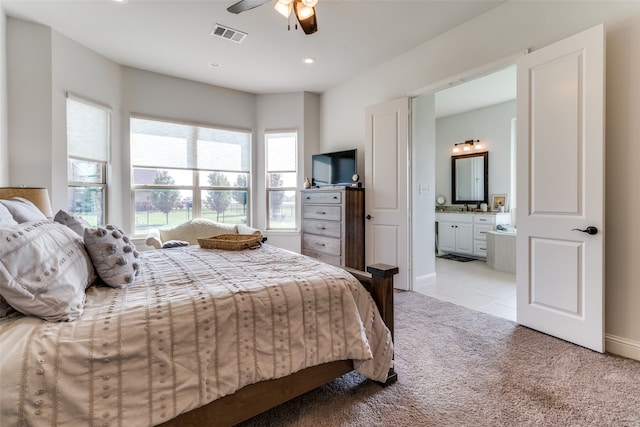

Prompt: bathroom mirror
xmin=451 ymin=152 xmax=489 ymax=204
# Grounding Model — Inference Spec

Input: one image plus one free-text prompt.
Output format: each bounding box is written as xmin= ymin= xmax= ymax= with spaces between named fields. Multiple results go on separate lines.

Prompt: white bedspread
xmin=0 ymin=245 xmax=393 ymax=426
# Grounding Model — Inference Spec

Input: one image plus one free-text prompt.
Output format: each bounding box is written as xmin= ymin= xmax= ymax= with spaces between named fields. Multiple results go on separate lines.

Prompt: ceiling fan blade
xmin=227 ymin=0 xmax=271 ymax=14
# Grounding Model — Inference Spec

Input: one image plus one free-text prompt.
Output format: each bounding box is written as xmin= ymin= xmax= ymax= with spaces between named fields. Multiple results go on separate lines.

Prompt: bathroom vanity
xmin=436 ymin=211 xmax=511 ymax=258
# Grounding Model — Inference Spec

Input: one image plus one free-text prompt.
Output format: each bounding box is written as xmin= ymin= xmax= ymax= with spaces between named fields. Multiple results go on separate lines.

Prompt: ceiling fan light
xmin=301 ymin=0 xmax=318 ymax=7
xmin=294 ymin=0 xmax=315 ymax=21
xmin=274 ymin=0 xmax=292 ymax=18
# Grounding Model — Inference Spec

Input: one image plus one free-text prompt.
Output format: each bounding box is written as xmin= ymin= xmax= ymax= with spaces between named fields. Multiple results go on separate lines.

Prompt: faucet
xmin=464 ymin=204 xmax=469 ymax=211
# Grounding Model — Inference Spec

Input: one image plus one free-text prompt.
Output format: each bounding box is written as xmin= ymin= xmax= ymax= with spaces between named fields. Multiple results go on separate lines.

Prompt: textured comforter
xmin=0 ymin=245 xmax=393 ymax=426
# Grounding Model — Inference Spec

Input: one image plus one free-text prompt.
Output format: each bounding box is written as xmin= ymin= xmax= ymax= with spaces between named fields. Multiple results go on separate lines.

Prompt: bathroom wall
xmin=435 ymin=100 xmax=516 ymax=209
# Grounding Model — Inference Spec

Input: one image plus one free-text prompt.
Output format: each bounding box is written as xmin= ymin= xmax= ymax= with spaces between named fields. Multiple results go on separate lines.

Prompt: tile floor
xmin=414 ymin=257 xmax=517 ymax=321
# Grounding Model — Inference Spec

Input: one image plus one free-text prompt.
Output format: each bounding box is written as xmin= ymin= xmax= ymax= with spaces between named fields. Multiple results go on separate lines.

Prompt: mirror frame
xmin=451 ymin=152 xmax=489 ymax=204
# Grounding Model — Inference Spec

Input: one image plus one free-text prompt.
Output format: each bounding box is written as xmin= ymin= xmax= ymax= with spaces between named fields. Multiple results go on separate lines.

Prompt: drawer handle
xmin=316 ymin=211 xmax=326 ymax=215
xmin=315 ymin=243 xmax=326 ymax=247
xmin=316 ymin=226 xmax=326 ymax=230
xmin=333 ymin=196 xmax=338 ymax=199
xmin=480 ymin=231 xmax=487 ymax=235
xmin=306 ymin=196 xmax=311 ymax=200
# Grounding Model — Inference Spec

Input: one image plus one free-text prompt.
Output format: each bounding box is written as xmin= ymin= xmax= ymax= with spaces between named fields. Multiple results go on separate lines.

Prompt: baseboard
xmin=605 ymin=334 xmax=640 ymax=361
xmin=412 ymin=272 xmax=437 ymax=293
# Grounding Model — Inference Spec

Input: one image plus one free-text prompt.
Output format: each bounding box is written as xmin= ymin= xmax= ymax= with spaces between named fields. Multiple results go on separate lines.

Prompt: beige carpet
xmin=241 ymin=290 xmax=640 ymax=426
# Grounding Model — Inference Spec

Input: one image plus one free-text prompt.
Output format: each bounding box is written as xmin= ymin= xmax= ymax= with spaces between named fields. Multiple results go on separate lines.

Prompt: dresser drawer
xmin=302 ymin=250 xmax=341 ymax=267
xmin=303 ymin=234 xmax=341 ymax=256
xmin=474 ymin=224 xmax=493 ymax=241
xmin=303 ymin=205 xmax=341 ymax=221
xmin=303 ymin=219 xmax=341 ymax=238
xmin=302 ymin=191 xmax=342 ymax=204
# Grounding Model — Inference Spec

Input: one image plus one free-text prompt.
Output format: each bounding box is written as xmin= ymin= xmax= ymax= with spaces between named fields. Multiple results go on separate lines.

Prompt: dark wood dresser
xmin=301 ymin=187 xmax=364 ymax=270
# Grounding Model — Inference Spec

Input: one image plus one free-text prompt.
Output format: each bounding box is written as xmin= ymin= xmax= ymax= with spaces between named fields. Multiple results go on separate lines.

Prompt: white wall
xmin=0 ymin=5 xmax=7 ymax=185
xmin=435 ymin=101 xmax=516 ymax=208
xmin=5 ymin=16 xmax=316 ymax=254
xmin=6 ymin=18 xmax=52 ymax=191
xmin=411 ymin=93 xmax=437 ymax=289
xmin=319 ymin=1 xmax=640 ymax=358
xmin=255 ymin=92 xmax=320 ymax=252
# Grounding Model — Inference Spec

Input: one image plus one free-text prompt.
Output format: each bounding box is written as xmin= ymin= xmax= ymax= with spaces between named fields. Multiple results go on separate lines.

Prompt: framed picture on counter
xmin=491 ymin=194 xmax=507 ymax=211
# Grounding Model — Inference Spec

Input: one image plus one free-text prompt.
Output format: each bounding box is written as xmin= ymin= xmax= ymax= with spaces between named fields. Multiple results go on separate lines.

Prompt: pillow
xmin=53 ymin=210 xmax=91 ymax=237
xmin=0 ymin=204 xmax=19 ymax=228
xmin=161 ymin=240 xmax=190 ymax=249
xmin=236 ymin=224 xmax=262 ymax=235
xmin=159 ymin=218 xmax=237 ymax=246
xmin=0 ymin=197 xmax=47 ymax=223
xmin=84 ymin=225 xmax=141 ymax=289
xmin=0 ymin=221 xmax=96 ymax=321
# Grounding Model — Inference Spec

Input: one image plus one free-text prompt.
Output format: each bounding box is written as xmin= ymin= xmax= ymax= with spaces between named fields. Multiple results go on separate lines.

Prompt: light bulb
xmin=302 ymin=0 xmax=318 ymax=7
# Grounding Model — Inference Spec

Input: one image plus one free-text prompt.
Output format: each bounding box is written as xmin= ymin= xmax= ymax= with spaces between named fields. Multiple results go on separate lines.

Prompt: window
xmin=130 ymin=117 xmax=251 ymax=236
xmin=66 ymin=96 xmax=110 ymax=226
xmin=266 ymin=131 xmax=297 ymax=230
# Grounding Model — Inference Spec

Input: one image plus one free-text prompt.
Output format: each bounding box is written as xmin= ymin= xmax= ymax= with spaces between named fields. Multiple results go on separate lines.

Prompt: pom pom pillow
xmin=84 ymin=225 xmax=141 ymax=288
xmin=0 ymin=221 xmax=96 ymax=321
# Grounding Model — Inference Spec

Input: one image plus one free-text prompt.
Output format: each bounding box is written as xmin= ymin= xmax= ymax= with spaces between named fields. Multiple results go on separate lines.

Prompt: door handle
xmin=365 ymin=214 xmax=374 ymax=220
xmin=572 ymin=226 xmax=598 ymax=235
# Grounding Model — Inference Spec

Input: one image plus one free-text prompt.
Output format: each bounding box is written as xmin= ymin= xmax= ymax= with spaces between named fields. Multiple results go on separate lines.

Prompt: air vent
xmin=211 ymin=24 xmax=247 ymax=43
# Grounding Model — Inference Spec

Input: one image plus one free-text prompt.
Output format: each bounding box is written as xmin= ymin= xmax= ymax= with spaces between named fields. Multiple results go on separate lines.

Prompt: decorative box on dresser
xmin=301 ymin=187 xmax=364 ymax=271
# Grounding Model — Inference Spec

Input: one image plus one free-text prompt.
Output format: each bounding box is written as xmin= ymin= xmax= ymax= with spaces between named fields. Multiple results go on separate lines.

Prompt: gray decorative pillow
xmin=0 ymin=221 xmax=96 ymax=321
xmin=161 ymin=240 xmax=190 ymax=249
xmin=54 ymin=209 xmax=91 ymax=237
xmin=84 ymin=225 xmax=142 ymax=289
xmin=0 ymin=197 xmax=47 ymax=223
xmin=0 ymin=203 xmax=19 ymax=228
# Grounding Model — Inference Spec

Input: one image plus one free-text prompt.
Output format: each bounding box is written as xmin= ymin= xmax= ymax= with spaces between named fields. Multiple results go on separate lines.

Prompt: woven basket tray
xmin=198 ymin=233 xmax=263 ymax=250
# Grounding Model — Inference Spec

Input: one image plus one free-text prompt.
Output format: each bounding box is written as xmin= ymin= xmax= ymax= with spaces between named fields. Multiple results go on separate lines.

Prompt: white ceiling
xmin=2 ymin=0 xmax=508 ymax=96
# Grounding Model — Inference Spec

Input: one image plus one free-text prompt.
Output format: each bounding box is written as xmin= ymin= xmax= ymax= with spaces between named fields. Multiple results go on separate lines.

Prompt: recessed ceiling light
xmin=303 ymin=58 xmax=315 ymax=64
xmin=113 ymin=0 xmax=128 ymax=3
xmin=209 ymin=62 xmax=221 ymax=68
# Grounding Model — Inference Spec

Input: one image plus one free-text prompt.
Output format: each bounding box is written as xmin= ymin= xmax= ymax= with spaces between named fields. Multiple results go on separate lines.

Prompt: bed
xmin=0 ymin=199 xmax=397 ymax=426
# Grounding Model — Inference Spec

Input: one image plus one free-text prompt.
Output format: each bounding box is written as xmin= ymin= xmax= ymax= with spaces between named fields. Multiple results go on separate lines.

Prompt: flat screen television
xmin=311 ymin=149 xmax=357 ymax=186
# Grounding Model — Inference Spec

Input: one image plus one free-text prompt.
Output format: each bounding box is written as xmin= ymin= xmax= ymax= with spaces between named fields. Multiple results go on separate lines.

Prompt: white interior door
xmin=365 ymin=98 xmax=410 ymax=290
xmin=516 ymin=24 xmax=605 ymax=352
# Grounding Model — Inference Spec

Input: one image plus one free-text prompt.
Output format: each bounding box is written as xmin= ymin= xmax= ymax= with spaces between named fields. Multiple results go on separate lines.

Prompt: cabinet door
xmin=438 ymin=222 xmax=457 ymax=252
xmin=455 ymin=223 xmax=474 ymax=254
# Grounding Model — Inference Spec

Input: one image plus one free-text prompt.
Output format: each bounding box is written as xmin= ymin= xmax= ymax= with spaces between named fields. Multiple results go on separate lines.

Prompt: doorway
xmin=412 ymin=63 xmax=517 ymax=321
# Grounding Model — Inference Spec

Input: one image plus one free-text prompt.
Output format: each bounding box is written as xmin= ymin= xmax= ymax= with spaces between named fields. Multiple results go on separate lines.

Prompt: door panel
xmin=516 ymin=24 xmax=605 ymax=352
xmin=365 ymin=98 xmax=409 ymax=290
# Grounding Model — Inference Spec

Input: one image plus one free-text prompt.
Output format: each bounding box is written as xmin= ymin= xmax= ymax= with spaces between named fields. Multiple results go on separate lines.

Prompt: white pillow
xmin=0 ymin=204 xmax=19 ymax=229
xmin=84 ymin=225 xmax=142 ymax=289
xmin=0 ymin=197 xmax=47 ymax=223
xmin=159 ymin=218 xmax=238 ymax=245
xmin=0 ymin=221 xmax=96 ymax=321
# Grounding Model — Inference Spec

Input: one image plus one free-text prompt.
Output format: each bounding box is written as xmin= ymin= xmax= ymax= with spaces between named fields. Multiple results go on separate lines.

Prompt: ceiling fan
xmin=227 ymin=0 xmax=319 ymax=35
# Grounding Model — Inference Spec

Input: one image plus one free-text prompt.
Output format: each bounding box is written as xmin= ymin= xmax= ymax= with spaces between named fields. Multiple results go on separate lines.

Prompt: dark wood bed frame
xmin=160 ymin=263 xmax=398 ymax=427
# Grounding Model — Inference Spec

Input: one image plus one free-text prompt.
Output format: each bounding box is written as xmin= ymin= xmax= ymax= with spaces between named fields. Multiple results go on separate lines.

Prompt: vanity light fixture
xmin=452 ymin=139 xmax=482 ymax=153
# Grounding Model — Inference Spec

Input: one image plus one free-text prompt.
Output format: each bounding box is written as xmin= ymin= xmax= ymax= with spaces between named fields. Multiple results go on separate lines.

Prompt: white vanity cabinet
xmin=437 ymin=212 xmax=511 ymax=258
xmin=437 ymin=213 xmax=474 ymax=255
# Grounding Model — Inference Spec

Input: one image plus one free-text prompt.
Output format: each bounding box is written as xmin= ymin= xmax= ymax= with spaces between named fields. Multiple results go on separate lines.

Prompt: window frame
xmin=130 ymin=115 xmax=252 ymax=237
xmin=66 ymin=94 xmax=111 ymax=226
xmin=265 ymin=130 xmax=298 ymax=231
